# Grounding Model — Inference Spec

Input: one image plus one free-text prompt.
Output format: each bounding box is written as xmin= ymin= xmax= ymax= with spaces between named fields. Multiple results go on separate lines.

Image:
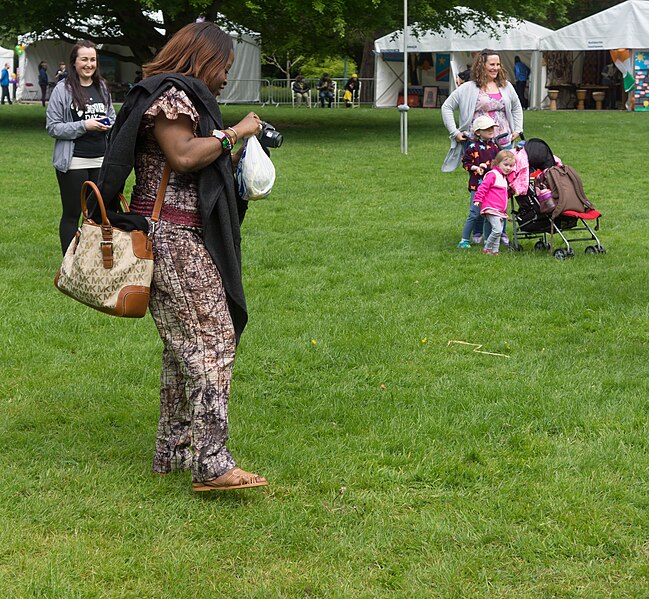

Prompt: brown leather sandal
xmin=192 ymin=467 xmax=268 ymax=492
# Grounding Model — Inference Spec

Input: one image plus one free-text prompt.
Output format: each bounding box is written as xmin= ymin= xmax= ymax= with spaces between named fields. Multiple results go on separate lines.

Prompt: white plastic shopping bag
xmin=236 ymin=136 xmax=276 ymax=201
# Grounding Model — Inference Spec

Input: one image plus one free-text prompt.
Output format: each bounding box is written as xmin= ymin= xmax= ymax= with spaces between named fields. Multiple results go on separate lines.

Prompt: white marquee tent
xmin=0 ymin=45 xmax=13 ymax=63
xmin=538 ymin=0 xmax=649 ymax=108
xmin=374 ymin=15 xmax=552 ymax=109
xmin=539 ymin=0 xmax=649 ymax=52
xmin=16 ymin=30 xmax=261 ymax=103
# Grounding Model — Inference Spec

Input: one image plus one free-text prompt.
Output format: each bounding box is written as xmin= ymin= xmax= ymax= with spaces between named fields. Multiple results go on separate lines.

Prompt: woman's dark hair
xmin=143 ymin=22 xmax=233 ymax=89
xmin=65 ymin=40 xmax=109 ymax=110
xmin=471 ymin=49 xmax=509 ymax=89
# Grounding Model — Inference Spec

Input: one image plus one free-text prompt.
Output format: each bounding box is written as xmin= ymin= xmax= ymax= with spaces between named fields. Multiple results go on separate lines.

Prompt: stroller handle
xmin=495 ymin=131 xmax=525 ymax=148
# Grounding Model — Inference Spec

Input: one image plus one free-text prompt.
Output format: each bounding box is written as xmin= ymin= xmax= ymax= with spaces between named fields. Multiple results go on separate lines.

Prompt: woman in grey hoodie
xmin=46 ymin=40 xmax=115 ymax=253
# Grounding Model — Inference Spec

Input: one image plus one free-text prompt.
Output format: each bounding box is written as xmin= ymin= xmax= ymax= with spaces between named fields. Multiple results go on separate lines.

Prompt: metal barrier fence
xmin=267 ymin=78 xmax=374 ymax=106
xmin=218 ymin=77 xmax=375 ymax=106
xmin=218 ymin=78 xmax=271 ymax=105
xmin=103 ymin=78 xmax=375 ymax=106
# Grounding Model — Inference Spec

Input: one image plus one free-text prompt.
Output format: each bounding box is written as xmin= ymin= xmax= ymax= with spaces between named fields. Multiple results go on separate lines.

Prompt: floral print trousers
xmin=149 ymin=221 xmax=237 ymax=483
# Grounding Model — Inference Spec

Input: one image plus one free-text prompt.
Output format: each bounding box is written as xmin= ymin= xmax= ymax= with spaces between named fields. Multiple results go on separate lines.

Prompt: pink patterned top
xmin=129 ymin=87 xmax=203 ymax=228
xmin=471 ymin=91 xmax=512 ymax=148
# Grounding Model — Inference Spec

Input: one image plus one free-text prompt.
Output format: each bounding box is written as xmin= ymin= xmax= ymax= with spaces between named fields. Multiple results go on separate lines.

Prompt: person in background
xmin=600 ymin=62 xmax=620 ymax=109
xmin=441 ymin=49 xmax=523 ymax=246
xmin=38 ymin=61 xmax=49 ymax=106
xmin=96 ymin=21 xmax=268 ymax=493
xmin=317 ymin=72 xmax=335 ymax=108
xmin=11 ymin=68 xmax=19 ymax=101
xmin=514 ymin=56 xmax=530 ymax=109
xmin=473 ymin=150 xmax=516 ymax=255
xmin=457 ymin=115 xmax=500 ymax=249
xmin=292 ymin=74 xmax=311 ymax=107
xmin=46 ymin=40 xmax=116 ymax=253
xmin=456 ymin=68 xmax=471 ymax=87
xmin=343 ymin=73 xmax=359 ymax=107
xmin=1 ymin=63 xmax=12 ymax=105
xmin=55 ymin=62 xmax=68 ymax=82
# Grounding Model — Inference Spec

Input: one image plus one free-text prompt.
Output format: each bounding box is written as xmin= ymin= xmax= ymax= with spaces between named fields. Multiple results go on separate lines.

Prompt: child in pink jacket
xmin=473 ymin=150 xmax=516 ymax=255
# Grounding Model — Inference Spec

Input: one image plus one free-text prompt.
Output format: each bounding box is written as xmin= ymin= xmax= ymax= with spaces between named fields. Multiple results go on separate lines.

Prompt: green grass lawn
xmin=0 ymin=103 xmax=648 ymax=597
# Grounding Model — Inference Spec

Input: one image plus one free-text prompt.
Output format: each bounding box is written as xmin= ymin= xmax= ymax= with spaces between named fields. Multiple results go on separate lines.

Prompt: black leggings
xmin=56 ymin=167 xmax=100 ymax=254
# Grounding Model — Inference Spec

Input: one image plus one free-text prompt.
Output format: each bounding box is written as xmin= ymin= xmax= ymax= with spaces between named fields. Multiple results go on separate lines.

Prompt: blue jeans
xmin=461 ymin=191 xmax=484 ymax=240
xmin=319 ymin=91 xmax=333 ymax=107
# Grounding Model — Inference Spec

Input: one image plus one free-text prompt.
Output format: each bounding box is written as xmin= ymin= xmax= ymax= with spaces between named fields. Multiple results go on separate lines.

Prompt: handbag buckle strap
xmin=100 ymin=224 xmax=114 ymax=269
xmin=100 ymin=239 xmax=114 ymax=269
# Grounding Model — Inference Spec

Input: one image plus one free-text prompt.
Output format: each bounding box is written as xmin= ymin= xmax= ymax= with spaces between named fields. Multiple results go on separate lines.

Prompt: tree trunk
xmin=359 ymin=32 xmax=384 ymax=103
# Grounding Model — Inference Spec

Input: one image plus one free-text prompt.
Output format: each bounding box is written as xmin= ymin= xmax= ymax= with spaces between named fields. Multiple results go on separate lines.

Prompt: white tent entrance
xmin=374 ymin=16 xmax=552 ymax=109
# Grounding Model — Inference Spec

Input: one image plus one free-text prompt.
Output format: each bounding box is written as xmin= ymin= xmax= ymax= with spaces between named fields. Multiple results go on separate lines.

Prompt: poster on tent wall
xmin=436 ymin=54 xmax=450 ymax=81
xmin=634 ymin=51 xmax=649 ymax=111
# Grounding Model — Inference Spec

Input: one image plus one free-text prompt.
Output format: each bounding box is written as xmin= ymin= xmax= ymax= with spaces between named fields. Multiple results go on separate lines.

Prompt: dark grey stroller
xmin=509 ymin=138 xmax=605 ymax=260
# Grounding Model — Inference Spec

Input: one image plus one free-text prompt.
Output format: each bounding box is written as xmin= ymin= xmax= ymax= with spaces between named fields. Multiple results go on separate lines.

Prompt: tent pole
xmin=400 ymin=0 xmax=409 ymax=154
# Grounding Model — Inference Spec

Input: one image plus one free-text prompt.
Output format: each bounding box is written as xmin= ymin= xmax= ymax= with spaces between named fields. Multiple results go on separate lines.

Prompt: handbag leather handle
xmin=78 ymin=163 xmax=172 ymax=268
xmin=79 ymin=164 xmax=171 ymax=226
xmin=151 ymin=163 xmax=171 ymax=224
xmin=80 ymin=180 xmax=108 ymax=225
xmin=80 ymin=180 xmax=114 ymax=268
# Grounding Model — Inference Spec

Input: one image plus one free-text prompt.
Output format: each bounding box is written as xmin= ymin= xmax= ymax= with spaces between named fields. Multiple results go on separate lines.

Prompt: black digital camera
xmin=258 ymin=121 xmax=283 ymax=148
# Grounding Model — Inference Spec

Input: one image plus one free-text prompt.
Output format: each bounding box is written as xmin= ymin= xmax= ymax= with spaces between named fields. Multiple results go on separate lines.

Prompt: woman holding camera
xmin=97 ymin=21 xmax=267 ymax=492
xmin=46 ymin=40 xmax=115 ymax=253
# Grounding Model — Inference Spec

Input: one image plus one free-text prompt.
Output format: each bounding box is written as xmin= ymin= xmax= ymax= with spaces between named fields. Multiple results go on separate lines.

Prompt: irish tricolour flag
xmin=610 ymin=49 xmax=636 ymax=92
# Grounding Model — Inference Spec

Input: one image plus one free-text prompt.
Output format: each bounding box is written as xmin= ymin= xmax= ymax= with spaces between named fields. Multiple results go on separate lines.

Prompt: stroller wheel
xmin=509 ymin=242 xmax=523 ymax=252
xmin=567 ymin=249 xmax=575 ymax=258
xmin=596 ymin=245 xmax=606 ymax=254
xmin=553 ymin=248 xmax=568 ymax=260
xmin=534 ymin=240 xmax=550 ymax=252
xmin=585 ymin=245 xmax=597 ymax=255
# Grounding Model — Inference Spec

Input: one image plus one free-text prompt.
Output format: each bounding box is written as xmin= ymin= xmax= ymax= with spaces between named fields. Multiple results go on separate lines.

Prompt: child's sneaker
xmin=500 ymin=233 xmax=510 ymax=246
xmin=482 ymin=248 xmax=493 ymax=255
xmin=457 ymin=240 xmax=471 ymax=249
xmin=471 ymin=233 xmax=483 ymax=244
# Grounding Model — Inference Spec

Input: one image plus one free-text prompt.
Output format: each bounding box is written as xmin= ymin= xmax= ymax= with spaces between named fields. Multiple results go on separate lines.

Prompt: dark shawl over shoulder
xmin=96 ymin=74 xmax=249 ymax=342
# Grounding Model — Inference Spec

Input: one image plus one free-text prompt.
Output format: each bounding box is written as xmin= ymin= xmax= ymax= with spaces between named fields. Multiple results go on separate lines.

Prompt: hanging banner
xmin=610 ymin=49 xmax=635 ymax=92
xmin=436 ymin=53 xmax=450 ymax=82
xmin=633 ymin=51 xmax=649 ymax=111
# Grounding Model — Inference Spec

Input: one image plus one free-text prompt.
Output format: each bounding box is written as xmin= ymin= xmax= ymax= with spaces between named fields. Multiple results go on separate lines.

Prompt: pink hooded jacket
xmin=473 ymin=166 xmax=509 ymax=217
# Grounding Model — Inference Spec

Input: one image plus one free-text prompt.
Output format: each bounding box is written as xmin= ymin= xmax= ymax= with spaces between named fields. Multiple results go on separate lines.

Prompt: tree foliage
xmin=0 ymin=0 xmax=625 ymax=71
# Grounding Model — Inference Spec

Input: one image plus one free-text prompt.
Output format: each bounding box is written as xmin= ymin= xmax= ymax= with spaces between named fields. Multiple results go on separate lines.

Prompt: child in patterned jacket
xmin=457 ymin=115 xmax=500 ymax=249
xmin=473 ymin=150 xmax=516 ymax=255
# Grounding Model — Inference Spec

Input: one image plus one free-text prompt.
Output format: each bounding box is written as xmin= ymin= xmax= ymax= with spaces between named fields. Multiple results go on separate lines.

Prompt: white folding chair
xmin=291 ymin=83 xmax=311 ymax=108
xmin=340 ymin=81 xmax=362 ymax=108
xmin=22 ymin=82 xmax=40 ymax=102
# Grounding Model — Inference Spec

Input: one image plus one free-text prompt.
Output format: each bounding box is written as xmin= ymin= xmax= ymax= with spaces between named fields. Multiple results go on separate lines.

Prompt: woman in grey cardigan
xmin=441 ymin=49 xmax=523 ymax=245
xmin=441 ymin=49 xmax=523 ymax=173
xmin=46 ymin=40 xmax=115 ymax=253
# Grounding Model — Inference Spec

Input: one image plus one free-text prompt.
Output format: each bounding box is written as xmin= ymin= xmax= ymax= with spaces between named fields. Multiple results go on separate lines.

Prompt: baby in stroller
xmin=508 ymin=137 xmax=605 ymax=259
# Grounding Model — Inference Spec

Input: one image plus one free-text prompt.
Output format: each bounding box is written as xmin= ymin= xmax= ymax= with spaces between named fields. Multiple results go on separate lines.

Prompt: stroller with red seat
xmin=509 ymin=137 xmax=605 ymax=260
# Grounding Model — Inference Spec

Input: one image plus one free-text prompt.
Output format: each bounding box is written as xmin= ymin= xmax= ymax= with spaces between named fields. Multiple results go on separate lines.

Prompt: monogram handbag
xmin=55 ymin=166 xmax=170 ymax=317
